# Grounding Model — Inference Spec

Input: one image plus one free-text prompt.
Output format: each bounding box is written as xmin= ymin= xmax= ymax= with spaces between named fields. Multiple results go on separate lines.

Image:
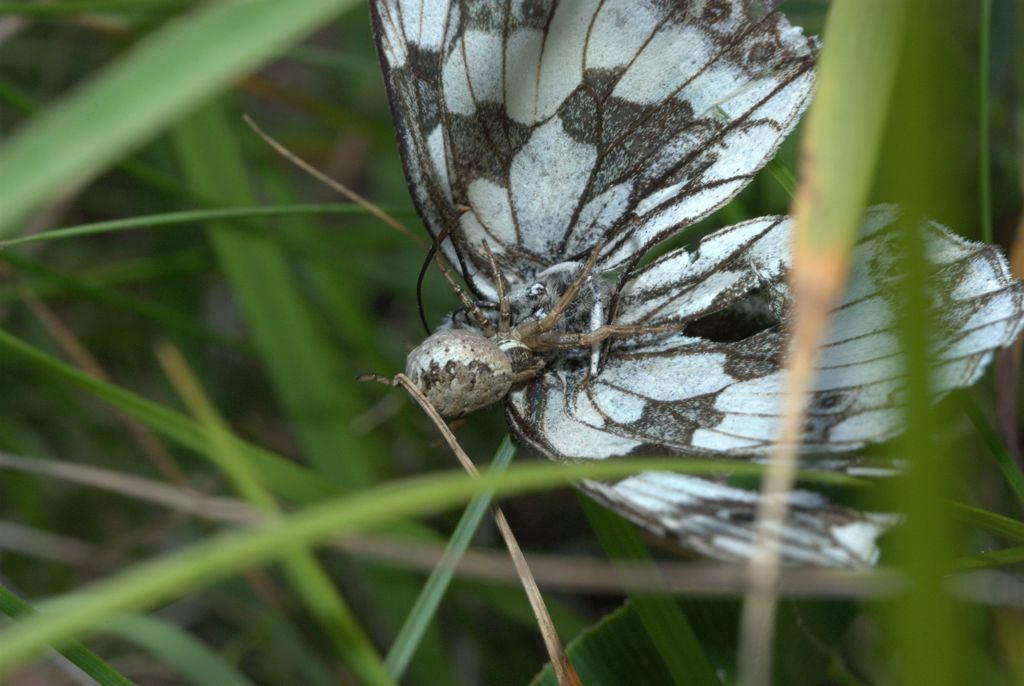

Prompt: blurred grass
xmin=980 ymin=0 xmax=994 ymax=244
xmin=0 ymin=584 xmax=135 ymax=686
xmin=0 ymin=0 xmax=1021 ymax=684
xmin=384 ymin=436 xmax=516 ymax=680
xmin=877 ymin=3 xmax=975 ymax=686
xmin=0 ymin=458 xmax=855 ymax=678
xmin=739 ymin=2 xmax=910 ymax=682
xmin=103 ymin=614 xmax=255 ymax=686
xmin=157 ymin=341 xmax=392 ymax=684
xmin=0 ymin=0 xmax=358 ymax=233
xmin=580 ymin=495 xmax=719 ymax=686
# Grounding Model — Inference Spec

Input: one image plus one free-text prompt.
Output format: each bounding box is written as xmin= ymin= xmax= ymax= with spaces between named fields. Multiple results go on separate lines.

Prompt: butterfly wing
xmin=507 ymin=206 xmax=1024 ymax=565
xmin=370 ymin=0 xmax=816 ymax=298
xmin=582 ymin=472 xmax=895 ymax=567
xmin=509 ymin=207 xmax=1024 ymax=456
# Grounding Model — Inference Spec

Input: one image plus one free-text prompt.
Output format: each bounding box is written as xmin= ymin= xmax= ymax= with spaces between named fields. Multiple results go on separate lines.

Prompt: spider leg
xmin=514 ymin=241 xmax=603 ymax=340
xmin=481 ymin=241 xmax=511 ymax=336
xmin=433 ymin=240 xmax=496 ymax=337
xmin=511 ymin=358 xmax=546 ymax=384
xmin=530 ymin=323 xmax=677 ymax=351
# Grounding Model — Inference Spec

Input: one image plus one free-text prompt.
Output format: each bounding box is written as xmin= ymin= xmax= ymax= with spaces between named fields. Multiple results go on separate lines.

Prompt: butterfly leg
xmin=588 ymin=297 xmax=605 ymax=376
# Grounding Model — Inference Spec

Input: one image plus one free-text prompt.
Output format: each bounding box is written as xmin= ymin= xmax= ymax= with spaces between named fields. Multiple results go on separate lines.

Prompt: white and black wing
xmin=370 ymin=0 xmax=816 ymax=298
xmin=509 ymin=207 xmax=1024 ymax=456
xmin=507 ymin=207 xmax=1024 ymax=565
xmin=582 ymin=472 xmax=895 ymax=567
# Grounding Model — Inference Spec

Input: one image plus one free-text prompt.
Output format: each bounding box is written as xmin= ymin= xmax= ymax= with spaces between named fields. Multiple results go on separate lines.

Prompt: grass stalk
xmin=979 ymin=0 xmax=993 ymax=244
xmin=385 ymin=437 xmax=516 ymax=679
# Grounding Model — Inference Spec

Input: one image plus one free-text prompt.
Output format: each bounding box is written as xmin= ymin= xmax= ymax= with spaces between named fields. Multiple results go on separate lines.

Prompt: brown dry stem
xmin=241 ymin=113 xmax=423 ymax=247
xmin=393 ymin=373 xmax=582 ymax=686
xmin=738 ymin=246 xmax=852 ymax=685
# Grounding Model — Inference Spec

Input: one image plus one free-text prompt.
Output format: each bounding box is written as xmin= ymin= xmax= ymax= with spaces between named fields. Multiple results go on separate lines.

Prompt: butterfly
xmin=369 ymin=0 xmax=1024 ymax=567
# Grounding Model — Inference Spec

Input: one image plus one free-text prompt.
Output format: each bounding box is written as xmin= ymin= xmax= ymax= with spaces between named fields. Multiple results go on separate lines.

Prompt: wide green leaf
xmin=531 ymin=604 xmax=676 ymax=686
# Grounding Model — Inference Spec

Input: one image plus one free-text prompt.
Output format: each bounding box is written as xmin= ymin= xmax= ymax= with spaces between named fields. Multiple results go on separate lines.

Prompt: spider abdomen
xmin=405 ymin=328 xmax=513 ymax=418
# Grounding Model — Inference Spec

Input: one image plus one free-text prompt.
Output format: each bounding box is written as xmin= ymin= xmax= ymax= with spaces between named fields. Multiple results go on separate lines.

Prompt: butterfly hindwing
xmin=581 ymin=472 xmax=893 ymax=567
xmin=371 ymin=0 xmax=816 ymax=297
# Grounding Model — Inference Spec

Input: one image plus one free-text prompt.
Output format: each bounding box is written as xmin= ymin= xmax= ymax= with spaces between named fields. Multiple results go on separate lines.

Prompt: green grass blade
xmin=979 ymin=0 xmax=993 ymax=243
xmin=103 ymin=614 xmax=255 ymax=686
xmin=170 ymin=101 xmax=441 ymax=680
xmin=172 ymin=102 xmax=379 ymax=486
xmin=251 ymin=161 xmax=457 ymax=686
xmin=0 ymin=251 xmax=244 ymax=349
xmin=0 ymin=1 xmax=187 ymax=16
xmin=883 ymin=3 xmax=970 ymax=685
xmin=0 ymin=0 xmax=357 ymax=235
xmin=0 ymin=457 xmax=854 ymax=678
xmin=0 ymin=204 xmax=400 ymax=249
xmin=766 ymin=158 xmax=797 ymax=198
xmin=579 ymin=496 xmax=720 ymax=686
xmin=795 ymin=0 xmax=911 ymax=255
xmin=385 ymin=436 xmax=516 ymax=680
xmin=739 ymin=1 xmax=912 ymax=677
xmin=0 ymin=585 xmax=135 ymax=686
xmin=964 ymin=399 xmax=1024 ymax=511
xmin=531 ymin=604 xmax=675 ymax=686
xmin=954 ymin=545 xmax=1024 ymax=571
xmin=0 ymin=249 xmax=209 ymax=306
xmin=160 ymin=345 xmax=393 ymax=685
xmin=950 ymin=502 xmax=1024 ymax=543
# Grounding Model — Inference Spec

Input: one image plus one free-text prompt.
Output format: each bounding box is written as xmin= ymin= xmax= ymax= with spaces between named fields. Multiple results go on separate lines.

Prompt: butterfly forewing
xmin=371 ymin=0 xmax=816 ymax=297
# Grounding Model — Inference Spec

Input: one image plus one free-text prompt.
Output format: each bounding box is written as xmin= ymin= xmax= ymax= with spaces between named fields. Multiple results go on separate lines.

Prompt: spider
xmin=404 ymin=237 xmax=676 ymax=419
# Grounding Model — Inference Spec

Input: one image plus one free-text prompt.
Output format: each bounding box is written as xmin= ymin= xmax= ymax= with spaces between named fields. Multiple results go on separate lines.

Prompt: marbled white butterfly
xmin=370 ymin=0 xmax=1024 ymax=567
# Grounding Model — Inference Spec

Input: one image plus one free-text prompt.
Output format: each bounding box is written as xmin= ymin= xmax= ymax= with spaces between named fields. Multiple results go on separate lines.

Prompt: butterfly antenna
xmin=242 ymin=114 xmax=425 ymax=247
xmin=415 ymin=219 xmax=451 ymax=333
xmin=392 ymin=373 xmax=581 ymax=686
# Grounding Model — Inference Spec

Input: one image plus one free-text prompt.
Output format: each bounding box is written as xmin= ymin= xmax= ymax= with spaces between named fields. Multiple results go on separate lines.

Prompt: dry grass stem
xmin=5 ymin=450 xmax=1022 ymax=606
xmin=19 ymin=289 xmax=190 ymax=486
xmin=241 ymin=114 xmax=423 ymax=246
xmin=738 ymin=251 xmax=849 ymax=686
xmin=392 ymin=373 xmax=582 ymax=686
